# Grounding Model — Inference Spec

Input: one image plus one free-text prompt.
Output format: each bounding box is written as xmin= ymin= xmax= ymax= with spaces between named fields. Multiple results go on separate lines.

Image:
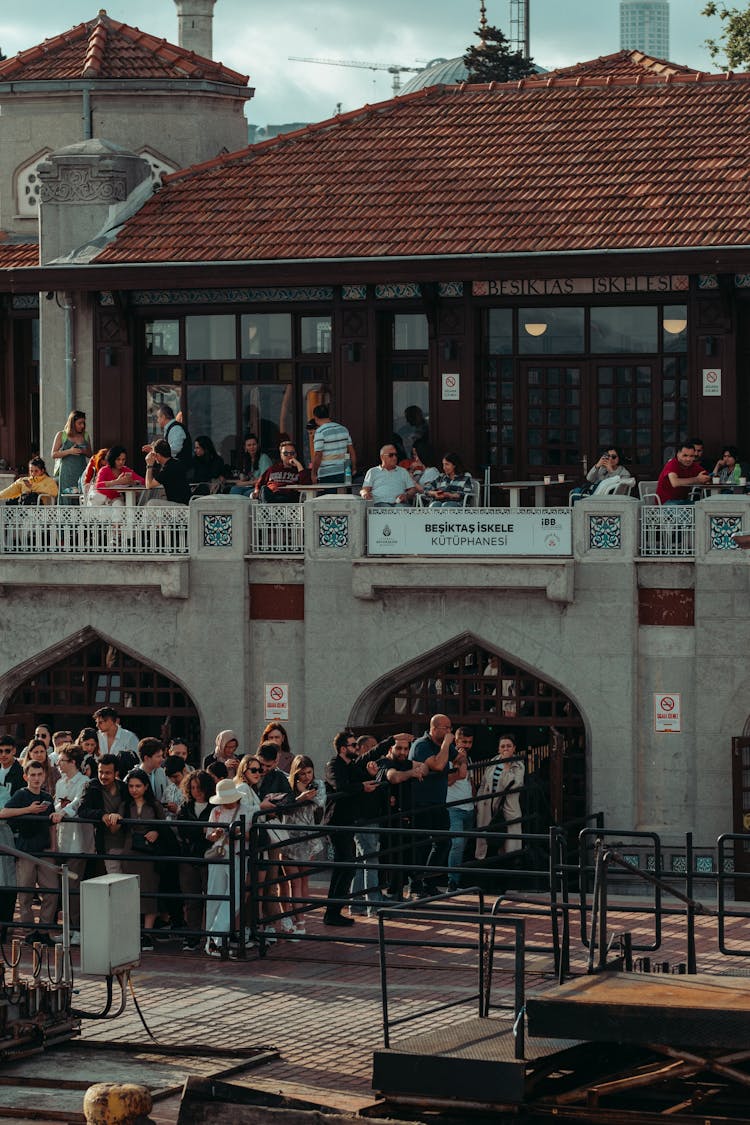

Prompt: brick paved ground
xmin=7 ymin=891 xmax=750 ymax=1122
xmin=74 ymin=894 xmax=750 ymax=1105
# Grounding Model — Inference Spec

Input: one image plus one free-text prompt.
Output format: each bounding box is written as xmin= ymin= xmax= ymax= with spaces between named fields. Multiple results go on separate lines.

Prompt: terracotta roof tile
xmin=95 ymin=69 xmax=750 ymax=265
xmin=543 ymin=49 xmax=702 ymax=81
xmin=0 ymin=11 xmax=248 ymax=85
xmin=0 ymin=241 xmax=39 ymax=268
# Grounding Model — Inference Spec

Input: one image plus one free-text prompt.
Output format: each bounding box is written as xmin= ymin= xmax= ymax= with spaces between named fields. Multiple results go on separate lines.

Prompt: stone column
xmin=174 ymin=0 xmax=217 ymax=58
xmin=37 ymin=139 xmax=150 ymax=463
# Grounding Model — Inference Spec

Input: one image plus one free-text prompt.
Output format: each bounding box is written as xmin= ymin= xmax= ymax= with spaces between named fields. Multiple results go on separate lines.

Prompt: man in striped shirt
xmin=310 ymin=404 xmax=356 ymax=486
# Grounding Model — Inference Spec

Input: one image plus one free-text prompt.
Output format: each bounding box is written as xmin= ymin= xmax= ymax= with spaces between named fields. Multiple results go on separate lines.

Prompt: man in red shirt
xmin=253 ymin=441 xmax=311 ymax=503
xmin=656 ymin=443 xmax=710 ymax=504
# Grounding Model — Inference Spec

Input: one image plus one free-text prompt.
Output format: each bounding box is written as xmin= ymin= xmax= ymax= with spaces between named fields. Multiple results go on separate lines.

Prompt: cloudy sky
xmin=0 ymin=1 xmax=729 ymax=127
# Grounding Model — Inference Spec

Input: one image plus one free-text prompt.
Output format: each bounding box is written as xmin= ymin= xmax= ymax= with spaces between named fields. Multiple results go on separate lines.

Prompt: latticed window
xmin=376 ymin=644 xmax=582 ymax=729
xmin=372 ymin=642 xmax=587 ymax=829
xmin=7 ymin=638 xmax=199 ymax=745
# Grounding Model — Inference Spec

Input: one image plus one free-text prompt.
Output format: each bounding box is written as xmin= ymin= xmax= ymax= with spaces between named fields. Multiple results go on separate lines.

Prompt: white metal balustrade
xmin=249 ymin=504 xmax=305 ymax=554
xmin=640 ymin=505 xmax=695 ymax=557
xmin=0 ymin=505 xmax=189 ymax=556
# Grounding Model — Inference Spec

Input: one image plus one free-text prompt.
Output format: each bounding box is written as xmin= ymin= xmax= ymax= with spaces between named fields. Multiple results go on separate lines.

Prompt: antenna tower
xmin=509 ymin=0 xmax=531 ymax=58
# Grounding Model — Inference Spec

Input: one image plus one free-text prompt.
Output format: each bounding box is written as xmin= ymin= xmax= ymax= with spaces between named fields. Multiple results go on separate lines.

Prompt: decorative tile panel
xmin=12 ymin=294 xmax=39 ymax=309
xmin=622 ymin=854 xmax=640 ymax=869
xmin=695 ymin=855 xmax=714 ymax=874
xmin=646 ymin=854 xmax=656 ymax=872
xmin=699 ymin=274 xmax=719 ymax=289
xmin=99 ymin=291 xmax=116 ymax=306
xmin=133 ymin=287 xmax=334 ymax=305
xmin=203 ymin=513 xmax=233 ymax=547
xmin=723 ymin=857 xmax=735 ymax=873
xmin=318 ymin=514 xmax=349 ymax=549
xmin=735 ymin=275 xmax=750 ymax=288
xmin=589 ymin=514 xmax=621 ymax=550
xmin=670 ymin=853 xmax=688 ymax=874
xmin=710 ymin=514 xmax=741 ymax=550
xmin=439 ymin=282 xmax=464 ymax=298
xmin=342 ymin=285 xmax=367 ymax=300
xmin=375 ymin=283 xmax=421 ymax=299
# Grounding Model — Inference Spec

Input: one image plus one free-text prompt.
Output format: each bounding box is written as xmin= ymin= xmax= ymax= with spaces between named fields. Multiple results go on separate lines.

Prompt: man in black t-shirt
xmin=0 ymin=761 xmax=56 ymax=944
xmin=0 ymin=736 xmax=25 ymax=940
xmin=372 ymin=734 xmax=427 ymax=900
xmin=144 ymin=439 xmax=191 ymax=506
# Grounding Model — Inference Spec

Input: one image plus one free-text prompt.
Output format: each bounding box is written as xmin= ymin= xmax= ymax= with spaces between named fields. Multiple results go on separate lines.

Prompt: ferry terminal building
xmin=2 ymin=41 xmax=750 ymax=870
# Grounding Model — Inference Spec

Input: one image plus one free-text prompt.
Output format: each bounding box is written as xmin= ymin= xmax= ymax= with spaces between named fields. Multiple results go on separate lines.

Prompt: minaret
xmin=173 ymin=0 xmax=217 ymax=59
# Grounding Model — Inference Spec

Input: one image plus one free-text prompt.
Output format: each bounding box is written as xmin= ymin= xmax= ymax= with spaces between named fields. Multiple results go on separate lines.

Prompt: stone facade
xmin=0 ymin=495 xmax=746 ymax=850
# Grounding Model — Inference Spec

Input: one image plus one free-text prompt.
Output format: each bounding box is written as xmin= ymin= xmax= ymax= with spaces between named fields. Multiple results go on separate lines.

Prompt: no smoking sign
xmin=702 ymin=368 xmax=721 ymax=397
xmin=442 ymin=372 xmax=460 ymax=401
xmin=264 ymin=682 xmax=289 ymax=721
xmin=654 ymin=692 xmax=681 ymax=733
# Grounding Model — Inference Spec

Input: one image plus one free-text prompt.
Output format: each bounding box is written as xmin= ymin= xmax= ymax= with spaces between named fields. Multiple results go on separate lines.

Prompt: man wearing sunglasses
xmin=253 ymin=442 xmax=311 ymax=503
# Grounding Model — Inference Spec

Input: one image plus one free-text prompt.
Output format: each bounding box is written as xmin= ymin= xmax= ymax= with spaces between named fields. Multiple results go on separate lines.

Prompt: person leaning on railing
xmin=656 ymin=442 xmax=710 ymax=505
xmin=0 ymin=458 xmax=58 ymax=506
xmin=474 ymin=733 xmax=525 ymax=860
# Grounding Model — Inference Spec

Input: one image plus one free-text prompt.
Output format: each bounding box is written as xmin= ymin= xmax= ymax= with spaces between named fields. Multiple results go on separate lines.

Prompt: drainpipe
xmin=59 ymin=293 xmax=75 ymax=415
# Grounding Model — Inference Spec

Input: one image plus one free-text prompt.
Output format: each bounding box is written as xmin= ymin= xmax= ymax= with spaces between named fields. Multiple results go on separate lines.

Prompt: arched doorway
xmin=2 ymin=635 xmax=200 ymax=748
xmin=363 ymin=640 xmax=587 ymax=831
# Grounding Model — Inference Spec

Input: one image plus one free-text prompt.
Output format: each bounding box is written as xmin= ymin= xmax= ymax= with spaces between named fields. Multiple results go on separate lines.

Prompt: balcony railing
xmin=0 ymin=505 xmax=189 ymax=556
xmin=248 ymin=503 xmax=305 ymax=554
xmin=640 ymin=505 xmax=695 ymax=557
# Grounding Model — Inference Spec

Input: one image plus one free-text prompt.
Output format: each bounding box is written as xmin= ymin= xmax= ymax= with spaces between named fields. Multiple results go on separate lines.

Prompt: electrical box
xmin=80 ymin=874 xmax=141 ymax=975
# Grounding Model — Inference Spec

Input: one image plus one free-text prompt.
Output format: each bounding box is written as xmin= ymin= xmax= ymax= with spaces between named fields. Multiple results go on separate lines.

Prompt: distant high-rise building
xmin=620 ymin=0 xmax=670 ymax=59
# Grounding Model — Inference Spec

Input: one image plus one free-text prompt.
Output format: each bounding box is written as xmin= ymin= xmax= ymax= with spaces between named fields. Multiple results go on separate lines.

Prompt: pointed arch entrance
xmin=1 ymin=634 xmax=200 ymax=748
xmin=357 ymin=639 xmax=587 ymax=830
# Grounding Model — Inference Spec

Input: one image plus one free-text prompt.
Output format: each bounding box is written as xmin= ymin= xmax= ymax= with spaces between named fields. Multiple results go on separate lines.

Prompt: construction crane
xmin=288 ymin=56 xmax=422 ymax=97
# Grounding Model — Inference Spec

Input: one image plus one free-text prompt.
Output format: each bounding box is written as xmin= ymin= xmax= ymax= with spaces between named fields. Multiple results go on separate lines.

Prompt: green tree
xmin=703 ymin=2 xmax=750 ymax=69
xmin=463 ymin=24 xmax=536 ymax=84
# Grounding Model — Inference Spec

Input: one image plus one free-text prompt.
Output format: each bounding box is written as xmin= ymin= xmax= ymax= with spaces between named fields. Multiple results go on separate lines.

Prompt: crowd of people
xmin=1 ymin=400 xmax=747 ymax=516
xmin=0 ymin=710 xmax=525 ymax=957
xmin=654 ymin=437 xmax=748 ymax=504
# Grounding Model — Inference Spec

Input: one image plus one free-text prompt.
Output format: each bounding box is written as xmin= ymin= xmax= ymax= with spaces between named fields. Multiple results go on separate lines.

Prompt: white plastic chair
xmin=639 ymin=481 xmax=662 ymax=505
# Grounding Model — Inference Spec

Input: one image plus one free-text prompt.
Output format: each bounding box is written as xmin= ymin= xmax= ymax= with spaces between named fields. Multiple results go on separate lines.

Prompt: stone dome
xmin=400 ymin=54 xmax=546 ymax=95
xmin=400 ymin=57 xmax=468 ymax=94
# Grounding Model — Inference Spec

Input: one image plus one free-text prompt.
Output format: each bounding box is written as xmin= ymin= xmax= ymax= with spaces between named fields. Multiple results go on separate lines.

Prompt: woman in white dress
xmin=50 ymin=744 xmax=92 ymax=943
xmin=204 ymin=777 xmax=255 ymax=956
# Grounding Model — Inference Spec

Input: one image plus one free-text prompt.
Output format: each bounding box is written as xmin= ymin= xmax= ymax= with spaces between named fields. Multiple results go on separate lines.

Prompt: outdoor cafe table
xmin=699 ymin=480 xmax=749 ymax=495
xmin=276 ymin=483 xmax=354 ymax=496
xmin=491 ymin=479 xmax=572 ymax=508
xmin=110 ymin=484 xmax=155 ymax=507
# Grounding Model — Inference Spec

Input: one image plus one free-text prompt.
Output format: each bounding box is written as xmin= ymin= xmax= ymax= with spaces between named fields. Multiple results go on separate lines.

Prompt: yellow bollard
xmin=83 ymin=1082 xmax=153 ymax=1124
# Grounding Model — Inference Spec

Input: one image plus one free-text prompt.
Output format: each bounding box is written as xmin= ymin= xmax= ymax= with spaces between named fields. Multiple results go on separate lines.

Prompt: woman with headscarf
xmin=203 ymin=730 xmax=240 ymax=777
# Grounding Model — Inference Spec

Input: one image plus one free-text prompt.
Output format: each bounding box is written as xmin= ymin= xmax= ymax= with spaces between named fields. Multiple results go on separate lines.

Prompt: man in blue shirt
xmin=408 ymin=714 xmax=467 ymax=897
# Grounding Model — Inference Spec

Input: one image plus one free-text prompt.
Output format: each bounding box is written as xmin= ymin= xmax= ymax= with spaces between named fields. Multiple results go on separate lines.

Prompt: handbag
xmin=265 ymin=823 xmax=290 ymax=846
xmin=205 ymin=841 xmax=227 ymax=860
xmin=131 ymin=830 xmax=154 ymax=853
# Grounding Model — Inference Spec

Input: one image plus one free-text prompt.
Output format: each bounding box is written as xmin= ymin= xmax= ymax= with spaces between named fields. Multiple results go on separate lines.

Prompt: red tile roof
xmin=0 ymin=241 xmax=39 ymax=268
xmin=95 ymin=68 xmax=750 ymax=265
xmin=543 ymin=49 xmax=701 ymax=80
xmin=0 ymin=11 xmax=248 ymax=84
